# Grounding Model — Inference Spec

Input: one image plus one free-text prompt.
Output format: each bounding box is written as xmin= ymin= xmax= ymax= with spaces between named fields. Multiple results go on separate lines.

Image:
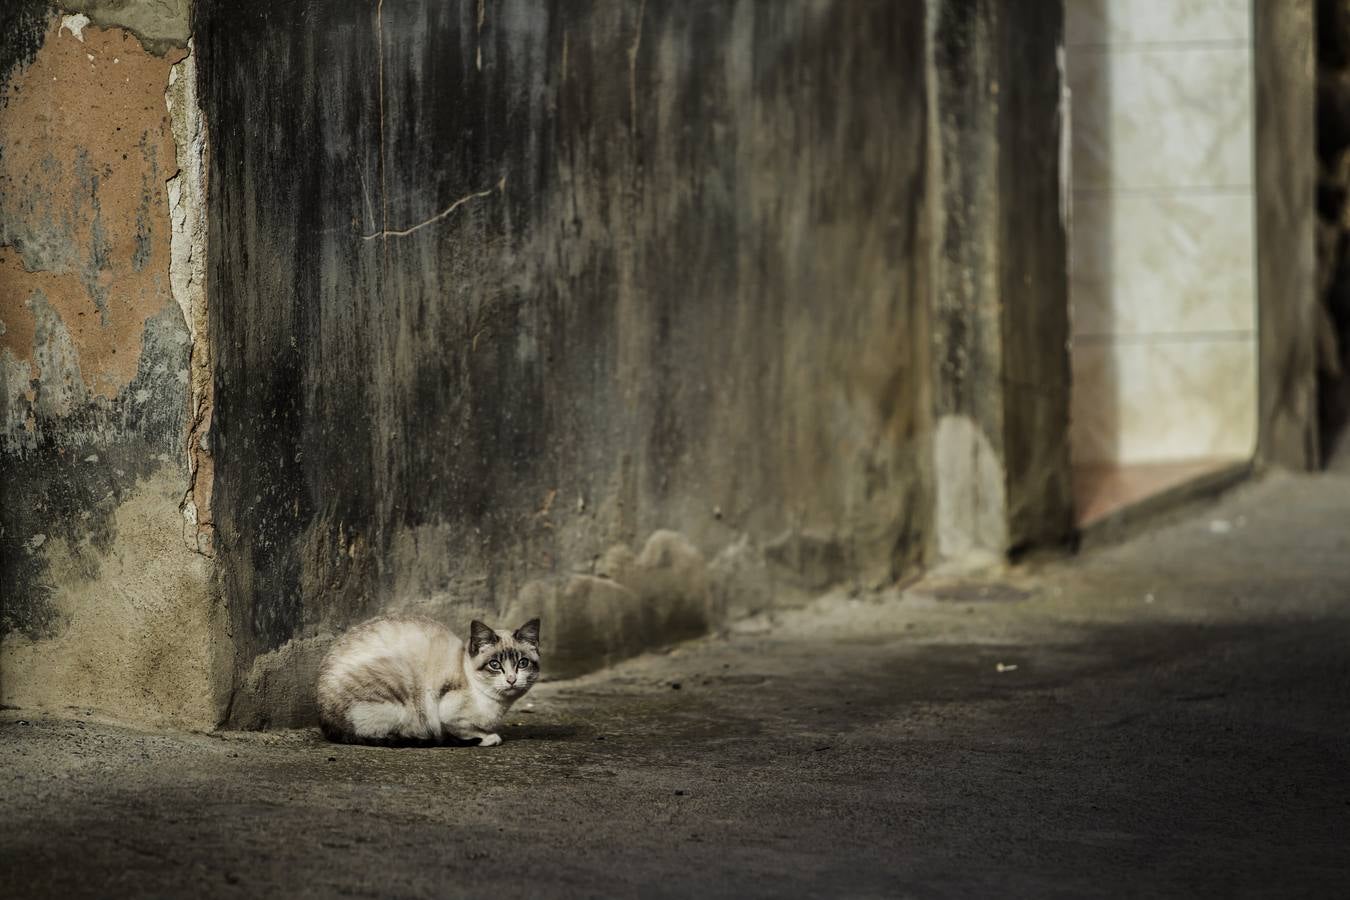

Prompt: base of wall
xmin=1073 ymin=457 xmax=1247 ymax=527
xmin=0 ymin=467 xmax=229 ymax=728
xmin=222 ymin=527 xmax=863 ymax=729
xmin=1076 ymin=460 xmax=1253 ymax=552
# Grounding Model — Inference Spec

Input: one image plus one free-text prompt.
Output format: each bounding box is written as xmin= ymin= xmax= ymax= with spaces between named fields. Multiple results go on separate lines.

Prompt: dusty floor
xmin=4 ymin=471 xmax=1350 ymax=898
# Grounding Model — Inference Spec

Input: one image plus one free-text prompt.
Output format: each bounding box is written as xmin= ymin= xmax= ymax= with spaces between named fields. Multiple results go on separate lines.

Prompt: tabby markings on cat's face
xmin=467 ymin=618 xmax=541 ymax=699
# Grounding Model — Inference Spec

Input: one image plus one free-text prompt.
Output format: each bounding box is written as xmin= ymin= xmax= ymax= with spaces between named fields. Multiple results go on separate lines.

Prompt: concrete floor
xmin=4 ymin=471 xmax=1350 ymax=898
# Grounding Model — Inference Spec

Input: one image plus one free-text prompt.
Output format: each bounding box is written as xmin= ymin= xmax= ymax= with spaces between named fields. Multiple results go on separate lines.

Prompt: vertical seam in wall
xmin=166 ymin=40 xmax=214 ymax=557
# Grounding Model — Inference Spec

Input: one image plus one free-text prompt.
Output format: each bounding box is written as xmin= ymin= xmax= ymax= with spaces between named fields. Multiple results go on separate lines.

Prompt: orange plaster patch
xmin=0 ymin=20 xmax=178 ymax=399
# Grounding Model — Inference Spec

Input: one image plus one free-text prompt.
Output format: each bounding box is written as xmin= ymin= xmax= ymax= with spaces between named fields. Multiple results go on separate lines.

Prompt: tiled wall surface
xmin=1066 ymin=0 xmax=1257 ymax=465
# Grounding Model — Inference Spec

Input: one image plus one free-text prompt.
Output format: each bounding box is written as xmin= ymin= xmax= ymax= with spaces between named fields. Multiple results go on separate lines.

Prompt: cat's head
xmin=466 ymin=618 xmax=541 ymax=699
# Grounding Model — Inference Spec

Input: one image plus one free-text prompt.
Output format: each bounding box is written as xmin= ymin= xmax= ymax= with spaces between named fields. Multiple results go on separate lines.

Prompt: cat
xmin=316 ymin=616 xmax=541 ymax=746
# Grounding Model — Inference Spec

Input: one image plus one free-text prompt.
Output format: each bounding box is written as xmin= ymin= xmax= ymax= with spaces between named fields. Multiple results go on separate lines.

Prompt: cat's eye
xmin=487 ymin=660 xmax=501 ymax=671
xmin=517 ymin=658 xmax=531 ymax=669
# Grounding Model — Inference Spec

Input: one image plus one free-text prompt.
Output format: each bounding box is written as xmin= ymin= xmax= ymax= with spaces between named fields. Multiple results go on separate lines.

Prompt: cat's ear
xmin=513 ymin=618 xmax=540 ymax=647
xmin=468 ymin=619 xmax=499 ymax=656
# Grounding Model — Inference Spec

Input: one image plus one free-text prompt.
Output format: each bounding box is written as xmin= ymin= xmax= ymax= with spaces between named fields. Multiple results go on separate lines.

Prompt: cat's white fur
xmin=316 ymin=615 xmax=540 ymax=745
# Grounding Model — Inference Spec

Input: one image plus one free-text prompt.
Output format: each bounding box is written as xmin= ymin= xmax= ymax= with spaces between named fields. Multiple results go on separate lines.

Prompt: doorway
xmin=1065 ymin=1 xmax=1258 ymax=526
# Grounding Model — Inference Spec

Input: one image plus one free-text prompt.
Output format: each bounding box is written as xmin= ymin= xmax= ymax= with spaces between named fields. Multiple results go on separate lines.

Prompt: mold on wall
xmin=197 ymin=0 xmax=935 ymax=726
xmin=0 ymin=4 xmax=223 ymax=726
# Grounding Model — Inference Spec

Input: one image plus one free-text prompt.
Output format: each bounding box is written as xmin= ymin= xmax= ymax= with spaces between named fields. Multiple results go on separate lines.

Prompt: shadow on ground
xmin=3 ymin=472 xmax=1349 ymax=897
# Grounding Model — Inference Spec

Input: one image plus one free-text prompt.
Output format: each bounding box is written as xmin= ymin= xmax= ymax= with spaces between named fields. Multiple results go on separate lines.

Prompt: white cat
xmin=316 ymin=616 xmax=540 ymax=745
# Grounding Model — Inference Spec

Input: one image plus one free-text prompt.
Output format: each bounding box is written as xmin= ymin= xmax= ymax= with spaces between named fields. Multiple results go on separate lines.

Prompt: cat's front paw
xmin=477 ymin=733 xmax=502 ymax=747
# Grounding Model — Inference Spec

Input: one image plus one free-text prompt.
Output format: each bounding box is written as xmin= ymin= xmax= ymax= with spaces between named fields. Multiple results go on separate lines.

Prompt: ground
xmin=4 ymin=471 xmax=1350 ymax=898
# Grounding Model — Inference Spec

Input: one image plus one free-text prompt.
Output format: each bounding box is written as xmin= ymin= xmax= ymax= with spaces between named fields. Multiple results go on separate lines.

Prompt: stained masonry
xmin=198 ymin=0 xmax=936 ymax=727
xmin=2 ymin=0 xmax=1086 ymax=730
xmin=0 ymin=3 xmax=223 ymax=725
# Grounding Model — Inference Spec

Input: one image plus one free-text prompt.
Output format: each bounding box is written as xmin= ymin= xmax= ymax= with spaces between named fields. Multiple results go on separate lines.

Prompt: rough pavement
xmin=4 ymin=471 xmax=1350 ymax=898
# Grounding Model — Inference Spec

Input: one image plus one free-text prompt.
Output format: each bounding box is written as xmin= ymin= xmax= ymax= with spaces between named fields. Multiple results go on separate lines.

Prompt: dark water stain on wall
xmin=198 ymin=0 xmax=934 ymax=713
xmin=1 ymin=307 xmax=190 ymax=637
xmin=0 ymin=1 xmax=48 ymax=87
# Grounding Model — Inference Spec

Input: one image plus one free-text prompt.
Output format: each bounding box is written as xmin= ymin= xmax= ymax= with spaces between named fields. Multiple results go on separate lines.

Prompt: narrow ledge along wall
xmin=0 ymin=1 xmax=224 ymax=726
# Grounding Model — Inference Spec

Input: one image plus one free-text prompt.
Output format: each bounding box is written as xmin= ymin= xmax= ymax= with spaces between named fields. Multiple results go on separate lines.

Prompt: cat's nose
xmin=506 ymin=675 xmax=517 ymax=685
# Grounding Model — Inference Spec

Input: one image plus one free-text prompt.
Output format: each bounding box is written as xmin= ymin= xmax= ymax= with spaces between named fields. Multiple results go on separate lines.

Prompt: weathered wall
xmin=0 ymin=2 xmax=223 ymax=725
xmin=928 ymin=0 xmax=1009 ymax=561
xmin=928 ymin=0 xmax=1073 ymax=560
xmin=997 ymin=1 xmax=1073 ymax=549
xmin=197 ymin=0 xmax=934 ymax=725
xmin=1316 ymin=0 xmax=1350 ymax=464
xmin=1257 ymin=0 xmax=1319 ymax=470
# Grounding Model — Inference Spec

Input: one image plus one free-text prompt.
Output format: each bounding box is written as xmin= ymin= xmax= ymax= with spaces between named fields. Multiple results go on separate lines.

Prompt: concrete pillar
xmin=927 ymin=0 xmax=1075 ymax=563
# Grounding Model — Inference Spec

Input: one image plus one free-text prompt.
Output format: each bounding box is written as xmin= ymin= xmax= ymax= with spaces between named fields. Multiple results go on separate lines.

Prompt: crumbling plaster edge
xmin=165 ymin=40 xmax=214 ymax=558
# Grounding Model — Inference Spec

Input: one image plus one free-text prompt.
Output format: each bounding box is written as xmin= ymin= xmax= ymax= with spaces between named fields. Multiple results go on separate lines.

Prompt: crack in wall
xmin=365 ymin=2 xmax=505 ymax=246
xmin=0 ymin=19 xmax=183 ymax=421
xmin=360 ymin=177 xmax=506 ymax=241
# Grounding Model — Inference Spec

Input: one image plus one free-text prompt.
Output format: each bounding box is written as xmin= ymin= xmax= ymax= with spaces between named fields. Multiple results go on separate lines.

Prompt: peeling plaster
xmin=1 ymin=13 xmax=224 ymax=726
xmin=165 ymin=40 xmax=213 ymax=555
xmin=59 ymin=13 xmax=91 ymax=42
xmin=57 ymin=0 xmax=190 ymax=57
xmin=0 ymin=21 xmax=178 ymax=406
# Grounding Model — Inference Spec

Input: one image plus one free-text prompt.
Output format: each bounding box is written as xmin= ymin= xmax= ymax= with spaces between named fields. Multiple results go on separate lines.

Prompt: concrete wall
xmin=196 ymin=0 xmax=936 ymax=726
xmin=0 ymin=1 xmax=223 ymax=725
xmin=928 ymin=0 xmax=1074 ymax=560
xmin=1256 ymin=0 xmax=1318 ymax=470
xmin=1 ymin=0 xmax=1081 ymax=730
xmin=1315 ymin=0 xmax=1350 ymax=462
